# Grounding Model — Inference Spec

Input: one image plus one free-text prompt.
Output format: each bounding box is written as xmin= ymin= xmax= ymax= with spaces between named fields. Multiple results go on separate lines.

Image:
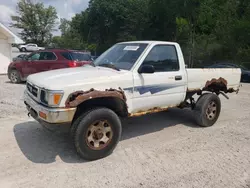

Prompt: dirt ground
xmin=0 ymin=75 xmax=249 ymax=188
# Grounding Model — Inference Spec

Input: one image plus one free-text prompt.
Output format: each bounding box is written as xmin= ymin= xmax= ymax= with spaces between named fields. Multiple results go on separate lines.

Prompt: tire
xmin=9 ymin=70 xmax=21 ymax=83
xmin=194 ymin=93 xmax=221 ymax=127
xmin=73 ymin=107 xmax=122 ymax=161
xmin=21 ymin=47 xmax=26 ymax=52
xmin=70 ymin=108 xmax=92 ymax=140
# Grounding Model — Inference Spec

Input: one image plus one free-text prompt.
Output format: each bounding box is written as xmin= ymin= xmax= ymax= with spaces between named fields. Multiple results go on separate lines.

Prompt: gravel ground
xmin=0 ymin=76 xmax=26 ymax=119
xmin=0 ymin=75 xmax=249 ymax=188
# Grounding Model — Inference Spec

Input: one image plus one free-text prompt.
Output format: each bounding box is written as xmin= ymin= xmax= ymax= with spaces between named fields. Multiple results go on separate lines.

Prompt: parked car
xmin=8 ymin=49 xmax=93 ymax=83
xmin=207 ymin=63 xmax=250 ymax=83
xmin=17 ymin=43 xmax=45 ymax=52
xmin=12 ymin=54 xmax=29 ymax=62
xmin=24 ymin=41 xmax=241 ymax=161
xmin=91 ymin=55 xmax=98 ymax=60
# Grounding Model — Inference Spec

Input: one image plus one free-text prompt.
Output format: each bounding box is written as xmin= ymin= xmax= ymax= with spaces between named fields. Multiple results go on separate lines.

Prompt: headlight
xmin=41 ymin=89 xmax=64 ymax=106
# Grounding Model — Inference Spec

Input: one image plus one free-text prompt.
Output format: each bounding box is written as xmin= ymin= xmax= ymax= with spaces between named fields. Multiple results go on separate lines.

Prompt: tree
xmin=11 ymin=0 xmax=58 ymax=46
xmin=47 ymin=0 xmax=250 ymax=65
xmin=51 ymin=15 xmax=87 ymax=49
xmin=59 ymin=18 xmax=71 ymax=36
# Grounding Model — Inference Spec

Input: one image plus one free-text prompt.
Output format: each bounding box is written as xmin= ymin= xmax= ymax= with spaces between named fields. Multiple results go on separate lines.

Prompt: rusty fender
xmin=186 ymin=77 xmax=240 ymax=101
xmin=187 ymin=88 xmax=201 ymax=92
xmin=65 ymin=88 xmax=127 ymax=108
xmin=187 ymin=77 xmax=229 ymax=93
xmin=204 ymin=77 xmax=228 ymax=88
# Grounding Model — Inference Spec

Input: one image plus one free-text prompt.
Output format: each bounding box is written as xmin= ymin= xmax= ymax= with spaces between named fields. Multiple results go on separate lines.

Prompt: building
xmin=0 ymin=22 xmax=24 ymax=74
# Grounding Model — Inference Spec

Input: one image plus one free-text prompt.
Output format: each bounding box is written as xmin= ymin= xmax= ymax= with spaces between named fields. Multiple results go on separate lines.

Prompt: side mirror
xmin=138 ymin=65 xmax=155 ymax=74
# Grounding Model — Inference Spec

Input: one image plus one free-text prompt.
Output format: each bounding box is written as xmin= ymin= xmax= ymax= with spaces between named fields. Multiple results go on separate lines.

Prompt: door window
xmin=28 ymin=52 xmax=41 ymax=60
xmin=39 ymin=52 xmax=57 ymax=60
xmin=141 ymin=45 xmax=179 ymax=72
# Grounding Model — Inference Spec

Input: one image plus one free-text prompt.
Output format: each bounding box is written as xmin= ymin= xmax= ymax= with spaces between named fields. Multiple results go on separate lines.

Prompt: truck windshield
xmin=94 ymin=43 xmax=148 ymax=70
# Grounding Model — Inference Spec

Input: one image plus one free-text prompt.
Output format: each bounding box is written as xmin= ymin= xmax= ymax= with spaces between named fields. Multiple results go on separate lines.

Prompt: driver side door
xmin=131 ymin=44 xmax=187 ymax=113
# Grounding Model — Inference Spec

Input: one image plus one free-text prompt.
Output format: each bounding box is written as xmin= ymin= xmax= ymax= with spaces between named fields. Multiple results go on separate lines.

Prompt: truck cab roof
xmin=118 ymin=40 xmax=179 ymax=45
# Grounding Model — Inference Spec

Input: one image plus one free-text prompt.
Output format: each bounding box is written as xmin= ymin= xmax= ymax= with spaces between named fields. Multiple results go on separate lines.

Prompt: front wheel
xmin=73 ymin=108 xmax=122 ymax=161
xmin=194 ymin=93 xmax=221 ymax=127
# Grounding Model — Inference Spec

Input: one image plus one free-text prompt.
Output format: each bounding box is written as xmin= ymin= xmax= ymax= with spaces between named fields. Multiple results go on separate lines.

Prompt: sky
xmin=0 ymin=0 xmax=90 ymax=35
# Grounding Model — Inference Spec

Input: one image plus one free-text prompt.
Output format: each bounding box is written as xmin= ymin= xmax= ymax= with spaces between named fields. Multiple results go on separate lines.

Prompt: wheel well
xmin=72 ymin=97 xmax=128 ymax=124
xmin=9 ymin=67 xmax=17 ymax=71
xmin=8 ymin=67 xmax=17 ymax=77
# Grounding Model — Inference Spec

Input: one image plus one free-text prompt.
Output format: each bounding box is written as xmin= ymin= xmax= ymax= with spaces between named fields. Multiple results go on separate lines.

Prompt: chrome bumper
xmin=24 ymin=90 xmax=76 ymax=124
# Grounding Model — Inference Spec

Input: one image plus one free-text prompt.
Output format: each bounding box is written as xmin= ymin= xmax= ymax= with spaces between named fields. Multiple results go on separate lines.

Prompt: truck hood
xmin=27 ymin=65 xmax=131 ymax=90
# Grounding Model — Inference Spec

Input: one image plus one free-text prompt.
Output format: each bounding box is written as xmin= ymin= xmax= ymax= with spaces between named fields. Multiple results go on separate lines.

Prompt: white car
xmin=18 ymin=43 xmax=45 ymax=52
xmin=23 ymin=41 xmax=241 ymax=161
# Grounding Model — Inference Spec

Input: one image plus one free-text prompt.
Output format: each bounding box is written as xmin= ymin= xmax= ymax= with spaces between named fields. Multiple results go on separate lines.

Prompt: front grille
xmin=26 ymin=82 xmax=39 ymax=98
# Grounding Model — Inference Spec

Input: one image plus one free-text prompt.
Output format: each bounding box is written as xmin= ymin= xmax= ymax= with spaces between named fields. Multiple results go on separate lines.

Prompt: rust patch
xmin=204 ymin=77 xmax=228 ymax=88
xmin=129 ymin=106 xmax=176 ymax=117
xmin=65 ymin=88 xmax=127 ymax=108
xmin=227 ymin=88 xmax=239 ymax=94
xmin=187 ymin=88 xmax=201 ymax=92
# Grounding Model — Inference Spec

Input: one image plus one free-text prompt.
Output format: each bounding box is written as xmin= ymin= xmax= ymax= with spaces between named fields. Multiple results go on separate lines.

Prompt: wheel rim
xmin=10 ymin=72 xmax=18 ymax=82
xmin=206 ymin=101 xmax=217 ymax=120
xmin=85 ymin=120 xmax=113 ymax=150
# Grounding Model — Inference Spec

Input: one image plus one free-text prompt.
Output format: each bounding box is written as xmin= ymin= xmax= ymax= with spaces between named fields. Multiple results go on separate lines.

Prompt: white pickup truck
xmin=23 ymin=41 xmax=241 ymax=161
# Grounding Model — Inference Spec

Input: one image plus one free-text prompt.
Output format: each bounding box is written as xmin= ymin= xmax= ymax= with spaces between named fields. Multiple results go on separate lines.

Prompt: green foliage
xmin=59 ymin=18 xmax=71 ymax=36
xmin=11 ymin=0 xmax=58 ymax=46
xmin=39 ymin=0 xmax=250 ymax=66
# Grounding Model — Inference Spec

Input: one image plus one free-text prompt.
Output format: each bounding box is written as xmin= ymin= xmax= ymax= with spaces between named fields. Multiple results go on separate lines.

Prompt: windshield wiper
xmin=98 ymin=64 xmax=120 ymax=71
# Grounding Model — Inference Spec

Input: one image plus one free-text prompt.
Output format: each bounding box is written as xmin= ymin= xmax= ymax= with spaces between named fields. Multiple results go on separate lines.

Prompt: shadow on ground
xmin=13 ymin=108 xmax=199 ymax=164
xmin=5 ymin=81 xmax=26 ymax=85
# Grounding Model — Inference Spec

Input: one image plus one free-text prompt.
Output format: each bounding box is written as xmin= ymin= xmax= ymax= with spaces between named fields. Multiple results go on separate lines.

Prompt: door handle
xmin=175 ymin=75 xmax=182 ymax=81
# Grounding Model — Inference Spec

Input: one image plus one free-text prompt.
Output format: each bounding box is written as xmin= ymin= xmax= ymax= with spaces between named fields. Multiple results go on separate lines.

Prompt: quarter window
xmin=61 ymin=52 xmax=91 ymax=61
xmin=61 ymin=52 xmax=72 ymax=60
xmin=142 ymin=45 xmax=179 ymax=72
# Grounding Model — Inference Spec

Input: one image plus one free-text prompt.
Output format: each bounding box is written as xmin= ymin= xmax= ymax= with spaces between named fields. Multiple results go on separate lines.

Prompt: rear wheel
xmin=73 ymin=108 xmax=122 ymax=161
xmin=194 ymin=93 xmax=221 ymax=127
xmin=9 ymin=70 xmax=21 ymax=84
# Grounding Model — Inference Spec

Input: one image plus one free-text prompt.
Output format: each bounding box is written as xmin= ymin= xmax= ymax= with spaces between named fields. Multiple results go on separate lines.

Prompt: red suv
xmin=8 ymin=49 xmax=93 ymax=83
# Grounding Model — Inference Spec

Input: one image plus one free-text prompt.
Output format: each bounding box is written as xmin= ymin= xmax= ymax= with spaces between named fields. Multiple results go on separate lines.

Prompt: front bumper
xmin=24 ymin=90 xmax=76 ymax=125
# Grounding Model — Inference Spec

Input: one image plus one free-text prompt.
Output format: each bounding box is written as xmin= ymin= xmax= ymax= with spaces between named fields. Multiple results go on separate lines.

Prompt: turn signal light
xmin=53 ymin=94 xmax=62 ymax=105
xmin=39 ymin=111 xmax=47 ymax=119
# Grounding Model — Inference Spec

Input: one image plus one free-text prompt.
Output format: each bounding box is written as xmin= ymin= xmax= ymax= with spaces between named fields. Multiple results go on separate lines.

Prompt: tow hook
xmin=219 ymin=92 xmax=229 ymax=99
xmin=28 ymin=112 xmax=31 ymax=117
